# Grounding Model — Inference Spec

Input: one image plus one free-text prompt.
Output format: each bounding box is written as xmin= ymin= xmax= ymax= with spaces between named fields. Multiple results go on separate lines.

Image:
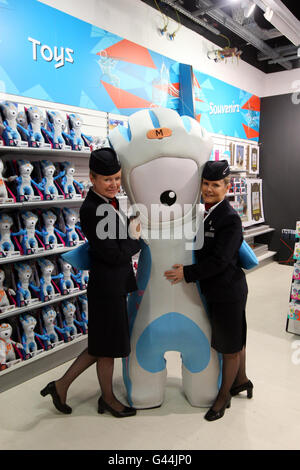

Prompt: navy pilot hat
xmin=89 ymin=147 xmax=121 ymax=176
xmin=202 ymin=160 xmax=230 ymax=181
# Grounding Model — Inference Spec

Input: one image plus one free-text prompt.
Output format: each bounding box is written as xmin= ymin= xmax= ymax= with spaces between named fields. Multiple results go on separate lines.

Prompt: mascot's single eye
xmin=160 ymin=190 xmax=177 ymax=206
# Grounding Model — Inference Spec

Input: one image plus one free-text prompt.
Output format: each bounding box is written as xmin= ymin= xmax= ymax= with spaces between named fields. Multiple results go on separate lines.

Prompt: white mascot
xmin=109 ymin=107 xmax=221 ymax=409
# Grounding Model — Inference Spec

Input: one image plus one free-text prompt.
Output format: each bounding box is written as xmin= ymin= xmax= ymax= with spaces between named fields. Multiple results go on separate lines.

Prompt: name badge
xmin=205 ymin=232 xmax=215 ymax=238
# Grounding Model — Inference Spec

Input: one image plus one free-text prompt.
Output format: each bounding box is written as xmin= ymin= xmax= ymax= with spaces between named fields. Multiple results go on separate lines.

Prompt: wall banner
xmin=0 ymin=0 xmax=260 ymax=140
xmin=193 ymin=70 xmax=260 ymax=141
xmin=0 ymin=0 xmax=179 ymax=115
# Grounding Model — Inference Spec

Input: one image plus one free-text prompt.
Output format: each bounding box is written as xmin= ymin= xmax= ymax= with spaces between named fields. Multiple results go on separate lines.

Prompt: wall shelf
xmin=0 ymin=334 xmax=87 ymax=393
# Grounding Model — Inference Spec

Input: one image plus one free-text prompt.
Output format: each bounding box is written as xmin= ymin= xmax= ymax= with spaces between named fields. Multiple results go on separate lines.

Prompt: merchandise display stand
xmin=0 ymin=93 xmax=128 ymax=392
xmin=286 ymin=221 xmax=300 ymax=335
xmin=0 ymin=145 xmax=89 ymax=392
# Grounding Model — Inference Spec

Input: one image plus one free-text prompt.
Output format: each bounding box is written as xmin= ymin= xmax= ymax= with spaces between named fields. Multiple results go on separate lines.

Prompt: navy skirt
xmin=87 ymin=285 xmax=130 ymax=358
xmin=207 ymin=295 xmax=247 ymax=354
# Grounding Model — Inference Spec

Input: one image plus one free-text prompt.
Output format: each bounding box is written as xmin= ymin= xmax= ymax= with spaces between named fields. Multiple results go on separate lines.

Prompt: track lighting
xmin=245 ymin=2 xmax=256 ymax=18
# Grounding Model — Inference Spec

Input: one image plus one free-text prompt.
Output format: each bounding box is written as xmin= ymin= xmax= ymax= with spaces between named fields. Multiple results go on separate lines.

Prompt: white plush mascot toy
xmin=109 ymin=107 xmax=221 ymax=409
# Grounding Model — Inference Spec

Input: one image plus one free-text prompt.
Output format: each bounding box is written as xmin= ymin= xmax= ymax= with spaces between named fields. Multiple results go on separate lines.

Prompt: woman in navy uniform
xmin=41 ymin=148 xmax=141 ymax=418
xmin=164 ymin=160 xmax=253 ymax=421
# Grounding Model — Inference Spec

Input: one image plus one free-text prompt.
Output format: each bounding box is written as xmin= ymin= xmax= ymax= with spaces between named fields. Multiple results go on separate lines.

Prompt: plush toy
xmin=40 ymin=210 xmax=63 ymax=249
xmin=61 ymin=300 xmax=82 ymax=338
xmin=36 ymin=258 xmax=62 ymax=301
xmin=0 ymin=323 xmax=23 ymax=364
xmin=0 ymin=338 xmax=6 ymax=366
xmin=0 ymin=159 xmax=15 ymax=203
xmin=41 ymin=306 xmax=69 ymax=347
xmin=60 ymin=162 xmax=84 ymax=198
xmin=42 ymin=110 xmax=66 ymax=150
xmin=56 ymin=208 xmax=81 ymax=246
xmin=15 ymin=262 xmax=39 ymax=306
xmin=78 ymin=294 xmax=88 ymax=332
xmin=63 ymin=113 xmax=84 ymax=150
xmin=72 ymin=269 xmax=89 ymax=290
xmin=40 ymin=160 xmax=64 ymax=200
xmin=0 ymin=101 xmax=22 ymax=146
xmin=16 ymin=110 xmax=30 ymax=144
xmin=0 ymin=159 xmax=9 ymax=201
xmin=87 ymin=136 xmax=106 ymax=151
xmin=19 ymin=211 xmax=45 ymax=254
xmin=0 ymin=213 xmax=16 ymax=254
xmin=25 ymin=106 xmax=45 ymax=148
xmin=0 ymin=269 xmax=15 ymax=312
xmin=19 ymin=314 xmax=49 ymax=356
xmin=109 ymin=107 xmax=220 ymax=409
xmin=61 ymin=300 xmax=86 ymax=339
xmin=10 ymin=160 xmax=42 ymax=201
xmin=0 ymin=213 xmax=24 ymax=256
xmin=58 ymin=258 xmax=78 ymax=293
xmin=0 ymin=323 xmax=23 ymax=366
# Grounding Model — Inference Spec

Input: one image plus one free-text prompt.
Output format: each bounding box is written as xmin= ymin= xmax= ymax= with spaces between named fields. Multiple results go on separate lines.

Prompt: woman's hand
xmin=164 ymin=264 xmax=184 ymax=284
xmin=128 ymin=214 xmax=141 ymax=240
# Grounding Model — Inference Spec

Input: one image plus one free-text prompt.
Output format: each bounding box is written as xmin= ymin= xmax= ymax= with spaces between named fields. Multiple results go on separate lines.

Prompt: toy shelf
xmin=0 ymin=197 xmax=84 ymax=211
xmin=0 ymin=334 xmax=87 ymax=393
xmin=0 ymin=143 xmax=89 ymax=390
xmin=0 ymin=145 xmax=91 ymax=158
xmin=0 ymin=289 xmax=87 ymax=322
xmin=0 ymin=243 xmax=79 ymax=265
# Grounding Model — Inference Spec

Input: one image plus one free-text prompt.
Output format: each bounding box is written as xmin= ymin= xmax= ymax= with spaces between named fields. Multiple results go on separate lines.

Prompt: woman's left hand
xmin=164 ymin=264 xmax=184 ymax=284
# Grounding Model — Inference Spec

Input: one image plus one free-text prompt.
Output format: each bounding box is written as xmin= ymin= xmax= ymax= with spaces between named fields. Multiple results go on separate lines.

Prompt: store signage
xmin=0 ymin=0 xmax=260 ymax=140
xmin=209 ymin=102 xmax=241 ymax=115
xmin=0 ymin=0 xmax=179 ymax=114
xmin=28 ymin=37 xmax=74 ymax=69
xmin=193 ymin=70 xmax=260 ymax=141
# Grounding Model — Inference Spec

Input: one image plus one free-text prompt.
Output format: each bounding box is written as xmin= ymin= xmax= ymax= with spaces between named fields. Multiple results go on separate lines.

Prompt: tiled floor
xmin=1 ymin=261 xmax=298 ymax=450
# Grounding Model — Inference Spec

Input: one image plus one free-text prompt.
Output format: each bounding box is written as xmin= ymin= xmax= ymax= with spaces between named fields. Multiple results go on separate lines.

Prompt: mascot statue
xmin=109 ymin=107 xmax=221 ymax=409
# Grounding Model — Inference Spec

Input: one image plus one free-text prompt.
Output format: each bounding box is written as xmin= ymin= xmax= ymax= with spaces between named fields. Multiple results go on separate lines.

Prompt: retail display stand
xmin=286 ymin=221 xmax=300 ymax=335
xmin=0 ymin=95 xmax=122 ymax=391
xmin=0 ymin=144 xmax=90 ymax=391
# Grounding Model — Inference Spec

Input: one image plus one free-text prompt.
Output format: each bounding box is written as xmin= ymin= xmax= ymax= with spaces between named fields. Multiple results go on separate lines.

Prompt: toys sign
xmin=28 ymin=37 xmax=74 ymax=69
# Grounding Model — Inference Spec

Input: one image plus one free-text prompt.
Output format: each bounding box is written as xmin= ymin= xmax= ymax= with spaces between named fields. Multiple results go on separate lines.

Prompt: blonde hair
xmin=224 ymin=175 xmax=231 ymax=186
xmin=201 ymin=175 xmax=231 ymax=185
xmin=89 ymin=170 xmax=97 ymax=179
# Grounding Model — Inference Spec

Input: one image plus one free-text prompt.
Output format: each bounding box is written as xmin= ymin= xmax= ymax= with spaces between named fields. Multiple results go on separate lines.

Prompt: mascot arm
xmin=183 ymin=214 xmax=242 ymax=283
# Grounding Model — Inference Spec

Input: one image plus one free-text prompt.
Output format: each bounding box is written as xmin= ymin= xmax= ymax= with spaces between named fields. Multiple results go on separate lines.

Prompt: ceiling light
xmin=245 ymin=2 xmax=256 ymax=18
xmin=259 ymin=0 xmax=300 ymax=46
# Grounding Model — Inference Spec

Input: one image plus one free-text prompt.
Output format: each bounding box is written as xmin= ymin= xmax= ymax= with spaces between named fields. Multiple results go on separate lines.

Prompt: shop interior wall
xmin=259 ymin=92 xmax=300 ymax=253
xmin=39 ymin=0 xmax=265 ymax=97
xmin=35 ymin=0 xmax=300 ymax=256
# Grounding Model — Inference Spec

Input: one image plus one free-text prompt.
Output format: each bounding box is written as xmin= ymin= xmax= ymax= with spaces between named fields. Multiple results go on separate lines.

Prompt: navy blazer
xmin=183 ymin=198 xmax=248 ymax=303
xmin=79 ymin=189 xmax=141 ymax=296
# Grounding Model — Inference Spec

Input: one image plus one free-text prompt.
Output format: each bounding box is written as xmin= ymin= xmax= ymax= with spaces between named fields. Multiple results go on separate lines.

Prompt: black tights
xmin=212 ymin=346 xmax=248 ymax=411
xmin=54 ymin=346 xmax=248 ymax=412
xmin=55 ymin=348 xmax=125 ymax=411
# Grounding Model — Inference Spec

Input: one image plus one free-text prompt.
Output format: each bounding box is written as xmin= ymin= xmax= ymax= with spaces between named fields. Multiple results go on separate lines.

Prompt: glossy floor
xmin=1 ymin=262 xmax=298 ymax=450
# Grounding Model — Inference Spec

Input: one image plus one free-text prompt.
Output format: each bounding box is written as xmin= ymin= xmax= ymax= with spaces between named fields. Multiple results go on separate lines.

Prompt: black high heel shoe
xmin=98 ymin=396 xmax=136 ymax=418
xmin=40 ymin=381 xmax=72 ymax=414
xmin=204 ymin=397 xmax=231 ymax=422
xmin=230 ymin=380 xmax=253 ymax=398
